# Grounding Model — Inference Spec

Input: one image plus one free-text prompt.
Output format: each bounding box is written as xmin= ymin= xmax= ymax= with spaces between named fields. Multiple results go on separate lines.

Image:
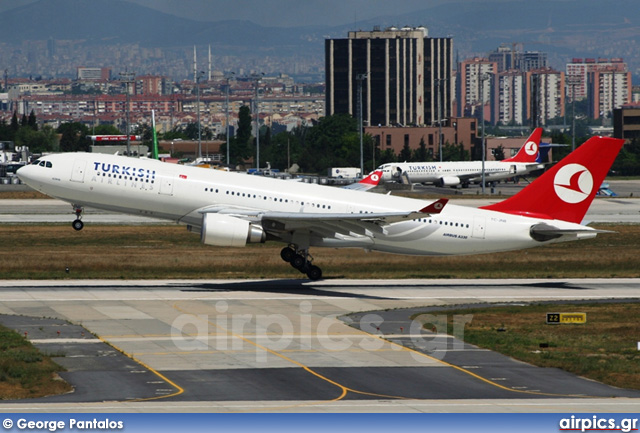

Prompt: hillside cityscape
xmin=1 ymin=0 xmax=639 ymax=176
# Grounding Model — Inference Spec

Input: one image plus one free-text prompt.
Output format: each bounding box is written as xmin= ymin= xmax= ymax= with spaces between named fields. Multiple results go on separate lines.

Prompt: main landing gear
xmin=72 ymin=205 xmax=84 ymax=231
xmin=280 ymin=245 xmax=322 ymax=281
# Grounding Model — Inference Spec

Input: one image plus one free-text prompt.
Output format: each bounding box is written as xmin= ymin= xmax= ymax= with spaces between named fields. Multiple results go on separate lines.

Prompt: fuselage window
xmin=46 ymin=161 xmax=52 ymax=168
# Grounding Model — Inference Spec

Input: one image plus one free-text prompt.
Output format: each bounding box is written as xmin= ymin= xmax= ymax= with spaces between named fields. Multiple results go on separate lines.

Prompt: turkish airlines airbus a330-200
xmin=17 ymin=135 xmax=623 ymax=280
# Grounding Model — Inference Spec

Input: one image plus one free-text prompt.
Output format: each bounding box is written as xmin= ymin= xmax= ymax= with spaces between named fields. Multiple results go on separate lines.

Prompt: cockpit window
xmin=34 ymin=160 xmax=52 ymax=168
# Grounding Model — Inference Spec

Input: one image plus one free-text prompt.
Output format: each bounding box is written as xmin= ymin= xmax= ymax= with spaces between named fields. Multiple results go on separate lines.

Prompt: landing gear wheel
xmin=306 ymin=265 xmax=322 ymax=281
xmin=291 ymin=254 xmax=306 ymax=270
xmin=72 ymin=219 xmax=84 ymax=231
xmin=280 ymin=247 xmax=295 ymax=263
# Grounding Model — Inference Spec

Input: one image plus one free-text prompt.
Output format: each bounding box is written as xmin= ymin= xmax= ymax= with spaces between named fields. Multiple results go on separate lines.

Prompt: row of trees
xmin=4 ymin=108 xmax=640 ymax=176
xmin=0 ymin=111 xmax=125 ymax=154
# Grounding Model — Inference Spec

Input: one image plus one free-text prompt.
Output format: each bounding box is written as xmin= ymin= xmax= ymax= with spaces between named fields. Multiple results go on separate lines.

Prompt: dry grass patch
xmin=1 ymin=224 xmax=639 ymax=279
xmin=0 ymin=191 xmax=51 ymax=199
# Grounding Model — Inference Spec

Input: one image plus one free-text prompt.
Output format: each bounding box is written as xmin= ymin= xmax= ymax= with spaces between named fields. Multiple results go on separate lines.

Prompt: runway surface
xmin=1 ymin=194 xmax=639 ymax=224
xmin=0 ymin=278 xmax=639 ymax=413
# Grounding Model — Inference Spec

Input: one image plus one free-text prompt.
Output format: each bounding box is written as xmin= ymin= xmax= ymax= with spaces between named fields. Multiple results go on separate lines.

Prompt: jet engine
xmin=201 ymin=213 xmax=266 ymax=247
xmin=438 ymin=176 xmax=460 ymax=187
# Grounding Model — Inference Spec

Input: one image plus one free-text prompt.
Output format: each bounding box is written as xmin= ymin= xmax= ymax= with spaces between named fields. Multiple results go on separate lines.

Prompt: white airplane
xmin=17 ymin=135 xmax=622 ymax=280
xmin=378 ymin=128 xmax=546 ymax=187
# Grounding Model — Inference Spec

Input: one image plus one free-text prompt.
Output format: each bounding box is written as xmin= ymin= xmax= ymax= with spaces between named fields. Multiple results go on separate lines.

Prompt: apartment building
xmin=325 ymin=26 xmax=453 ymax=127
xmin=527 ymin=68 xmax=565 ymax=126
xmin=587 ymin=68 xmax=632 ymax=120
xmin=457 ymin=57 xmax=497 ymax=121
xmin=566 ymin=58 xmax=627 ymax=101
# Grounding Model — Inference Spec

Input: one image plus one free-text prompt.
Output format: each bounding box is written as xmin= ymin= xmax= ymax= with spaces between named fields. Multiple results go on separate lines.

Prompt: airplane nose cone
xmin=16 ymin=164 xmax=37 ymax=187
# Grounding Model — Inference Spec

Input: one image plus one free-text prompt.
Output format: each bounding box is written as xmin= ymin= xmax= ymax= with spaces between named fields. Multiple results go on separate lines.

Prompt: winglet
xmin=420 ymin=198 xmax=448 ymax=214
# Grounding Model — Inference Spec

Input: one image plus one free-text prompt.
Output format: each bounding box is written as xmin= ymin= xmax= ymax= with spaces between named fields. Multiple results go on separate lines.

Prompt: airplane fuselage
xmin=379 ymin=161 xmax=544 ymax=186
xmin=19 ymin=152 xmax=593 ymax=257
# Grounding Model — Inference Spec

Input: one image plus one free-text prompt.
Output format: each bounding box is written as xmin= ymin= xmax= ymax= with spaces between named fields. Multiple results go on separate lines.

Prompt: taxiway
xmin=0 ymin=278 xmax=638 ymax=412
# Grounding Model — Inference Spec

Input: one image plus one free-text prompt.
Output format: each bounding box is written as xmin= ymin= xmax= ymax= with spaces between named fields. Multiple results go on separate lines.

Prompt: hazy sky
xmin=0 ymin=0 xmax=463 ymax=27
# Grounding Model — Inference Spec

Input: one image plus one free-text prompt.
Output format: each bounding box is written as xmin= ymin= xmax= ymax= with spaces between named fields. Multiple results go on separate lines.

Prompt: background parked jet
xmin=378 ymin=128 xmax=546 ymax=187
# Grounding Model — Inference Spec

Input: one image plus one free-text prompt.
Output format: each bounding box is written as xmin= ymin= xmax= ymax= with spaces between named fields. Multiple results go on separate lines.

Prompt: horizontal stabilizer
xmin=530 ymin=222 xmax=613 ymax=242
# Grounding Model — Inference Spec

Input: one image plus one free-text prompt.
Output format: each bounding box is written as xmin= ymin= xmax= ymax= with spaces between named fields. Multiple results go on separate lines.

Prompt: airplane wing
xmin=200 ymin=198 xmax=448 ymax=237
xmin=260 ymin=198 xmax=447 ymax=237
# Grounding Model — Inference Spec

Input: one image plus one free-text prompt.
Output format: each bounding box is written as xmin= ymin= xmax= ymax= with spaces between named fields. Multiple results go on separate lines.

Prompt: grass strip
xmin=0 ymin=324 xmax=71 ymax=399
xmin=412 ymin=302 xmax=640 ymax=390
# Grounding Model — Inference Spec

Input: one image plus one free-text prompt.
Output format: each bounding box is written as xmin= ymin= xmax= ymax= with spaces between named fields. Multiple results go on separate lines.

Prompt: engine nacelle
xmin=201 ymin=213 xmax=265 ymax=247
xmin=438 ymin=176 xmax=460 ymax=187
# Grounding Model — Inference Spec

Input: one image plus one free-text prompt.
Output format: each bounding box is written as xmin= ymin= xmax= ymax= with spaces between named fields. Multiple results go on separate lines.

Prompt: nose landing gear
xmin=280 ymin=245 xmax=323 ymax=281
xmin=72 ymin=205 xmax=84 ymax=231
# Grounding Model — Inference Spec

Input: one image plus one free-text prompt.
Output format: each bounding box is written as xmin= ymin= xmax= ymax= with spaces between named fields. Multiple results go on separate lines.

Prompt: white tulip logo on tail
xmin=553 ymin=164 xmax=593 ymax=204
xmin=524 ymin=141 xmax=538 ymax=156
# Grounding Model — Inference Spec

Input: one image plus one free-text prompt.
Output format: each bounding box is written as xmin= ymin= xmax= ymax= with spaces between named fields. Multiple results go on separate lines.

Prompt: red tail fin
xmin=343 ymin=170 xmax=383 ymax=191
xmin=503 ymin=128 xmax=543 ymax=163
xmin=481 ymin=136 xmax=624 ymax=223
xmin=359 ymin=170 xmax=383 ymax=186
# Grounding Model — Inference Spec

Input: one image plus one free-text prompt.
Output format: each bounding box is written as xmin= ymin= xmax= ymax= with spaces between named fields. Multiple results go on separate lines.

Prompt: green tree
xmin=612 ymin=138 xmax=640 ymax=176
xmin=440 ymin=141 xmax=468 ymax=161
xmin=299 ymin=113 xmax=359 ymax=173
xmin=28 ymin=110 xmax=38 ymax=131
xmin=412 ymin=137 xmax=429 ymax=162
xmin=378 ymin=148 xmax=397 ymax=165
xmin=58 ymin=122 xmax=91 ymax=152
xmin=0 ymin=120 xmax=13 ymax=141
xmin=261 ymin=131 xmax=303 ymax=171
xmin=398 ymin=140 xmax=412 ymax=162
xmin=10 ymin=111 xmax=19 ymax=133
xmin=93 ymin=124 xmax=121 ymax=135
xmin=493 ymin=145 xmax=505 ymax=161
xmin=224 ymin=105 xmax=255 ymax=165
xmin=15 ymin=125 xmax=57 ymax=153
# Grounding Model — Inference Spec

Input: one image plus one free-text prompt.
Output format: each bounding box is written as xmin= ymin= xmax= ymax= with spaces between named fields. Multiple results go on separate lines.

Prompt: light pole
xmin=252 ymin=73 xmax=264 ymax=170
xmin=435 ymin=78 xmax=447 ymax=162
xmin=566 ymin=76 xmax=580 ymax=152
xmin=119 ymin=71 xmax=134 ymax=156
xmin=196 ymin=70 xmax=204 ymax=160
xmin=225 ymin=72 xmax=234 ymax=167
xmin=479 ymin=72 xmax=492 ymax=195
xmin=356 ymin=73 xmax=368 ymax=177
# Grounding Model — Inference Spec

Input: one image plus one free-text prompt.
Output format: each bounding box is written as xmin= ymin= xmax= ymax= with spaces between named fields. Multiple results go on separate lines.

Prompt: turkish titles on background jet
xmin=17 ymin=135 xmax=623 ymax=280
xmin=378 ymin=128 xmax=546 ymax=187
